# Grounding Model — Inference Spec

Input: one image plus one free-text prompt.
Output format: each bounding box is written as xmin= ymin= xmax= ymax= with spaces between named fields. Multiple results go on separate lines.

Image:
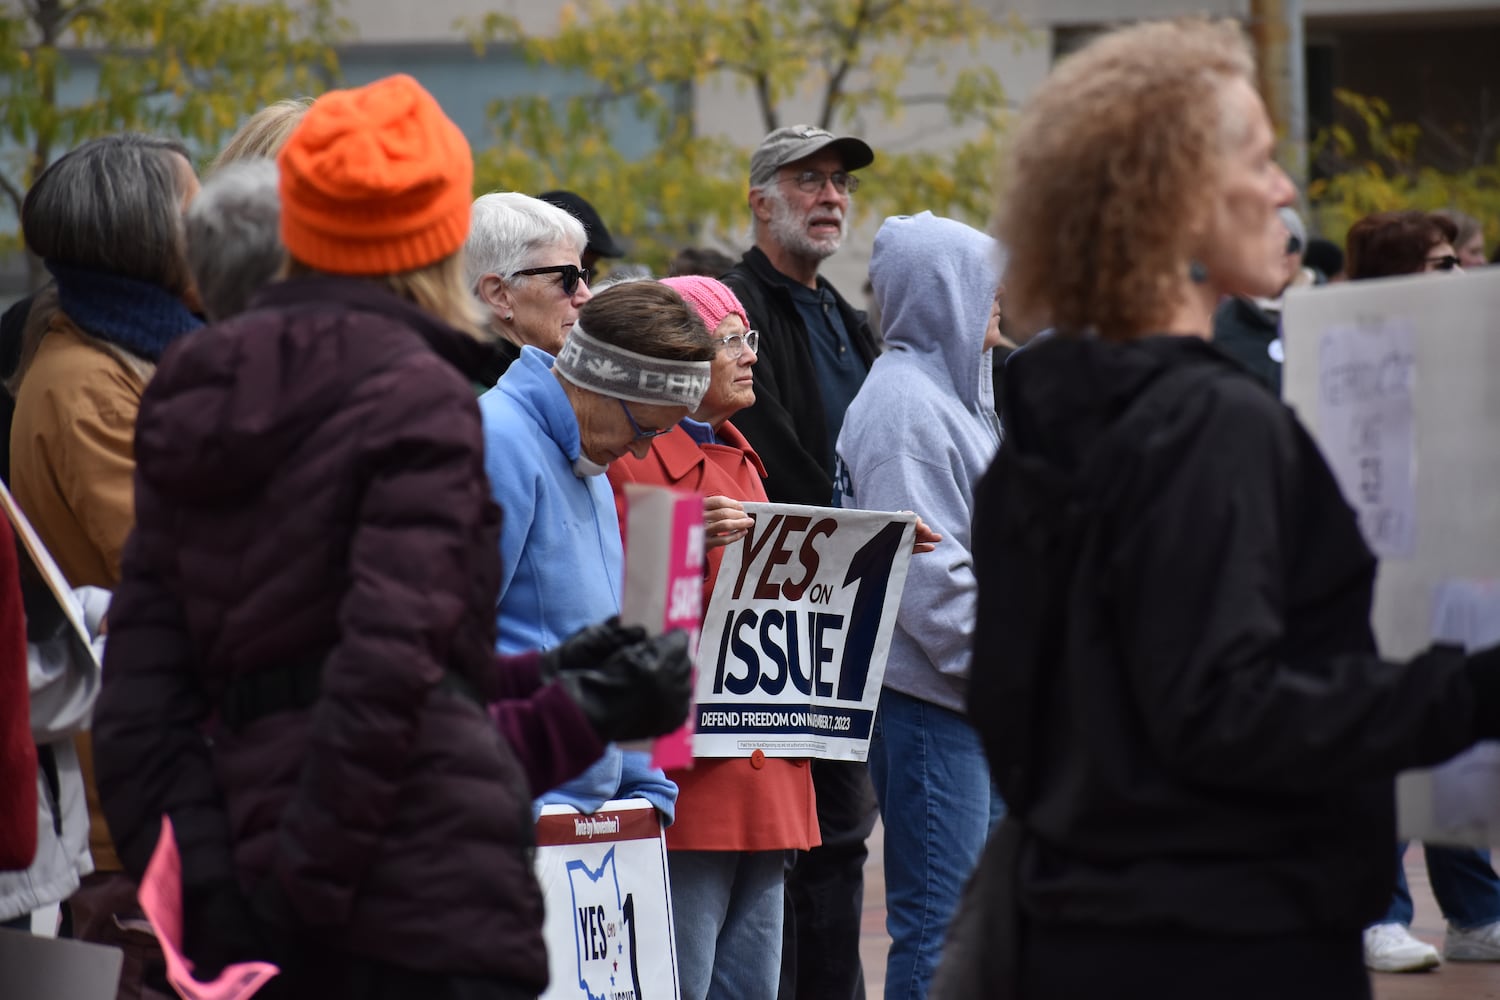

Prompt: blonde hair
xmin=212 ymin=98 xmax=314 ymax=172
xmin=996 ymin=18 xmax=1255 ymax=340
xmin=284 ymin=251 xmax=488 ymax=339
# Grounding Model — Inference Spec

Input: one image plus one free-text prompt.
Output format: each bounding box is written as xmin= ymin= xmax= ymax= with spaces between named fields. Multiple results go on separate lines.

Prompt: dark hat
xmin=537 ymin=190 xmax=624 ymax=259
xmin=749 ymin=125 xmax=874 ymax=188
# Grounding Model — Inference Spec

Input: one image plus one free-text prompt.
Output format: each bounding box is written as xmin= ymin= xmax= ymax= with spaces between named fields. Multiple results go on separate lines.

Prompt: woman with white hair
xmin=465 ymin=192 xmax=594 ymax=383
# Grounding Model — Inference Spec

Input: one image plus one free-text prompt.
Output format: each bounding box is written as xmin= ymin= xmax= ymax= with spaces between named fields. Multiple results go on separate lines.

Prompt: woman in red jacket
xmin=608 ymin=276 xmax=817 ymax=1000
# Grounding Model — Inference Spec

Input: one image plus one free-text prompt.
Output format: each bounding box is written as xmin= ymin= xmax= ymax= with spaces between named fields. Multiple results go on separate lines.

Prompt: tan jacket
xmin=10 ymin=314 xmax=152 ymax=872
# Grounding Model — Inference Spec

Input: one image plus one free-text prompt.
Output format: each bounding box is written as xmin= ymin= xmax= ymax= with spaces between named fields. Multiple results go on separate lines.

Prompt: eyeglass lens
xmin=792 ymin=170 xmax=859 ymax=195
xmin=721 ymin=330 xmax=759 ymax=358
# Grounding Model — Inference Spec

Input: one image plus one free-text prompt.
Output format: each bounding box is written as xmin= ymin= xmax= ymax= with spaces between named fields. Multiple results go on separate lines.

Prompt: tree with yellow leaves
xmin=1 ymin=0 xmax=345 ymax=288
xmin=469 ymin=0 xmax=1021 ymax=271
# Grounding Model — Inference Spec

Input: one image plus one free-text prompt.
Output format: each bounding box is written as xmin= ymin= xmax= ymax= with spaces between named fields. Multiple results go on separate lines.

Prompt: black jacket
xmin=971 ymin=333 xmax=1481 ymax=935
xmin=721 ymin=247 xmax=879 ymax=505
xmin=1212 ymin=296 xmax=1282 ymax=394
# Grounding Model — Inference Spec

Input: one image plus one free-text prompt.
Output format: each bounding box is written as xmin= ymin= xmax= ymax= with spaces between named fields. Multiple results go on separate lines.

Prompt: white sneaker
xmin=1363 ymin=922 xmax=1441 ymax=972
xmin=1444 ymin=919 xmax=1500 ymax=961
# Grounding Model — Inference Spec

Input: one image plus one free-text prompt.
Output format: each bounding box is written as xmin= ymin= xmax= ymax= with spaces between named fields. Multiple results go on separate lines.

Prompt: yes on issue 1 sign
xmin=694 ymin=502 xmax=915 ymax=762
xmin=535 ymin=800 xmax=678 ymax=1000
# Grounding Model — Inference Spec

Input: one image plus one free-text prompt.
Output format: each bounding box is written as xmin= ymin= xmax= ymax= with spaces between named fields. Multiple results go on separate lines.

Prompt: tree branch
xmin=0 ymin=171 xmax=24 ymax=221
xmin=817 ymin=0 xmax=880 ymax=130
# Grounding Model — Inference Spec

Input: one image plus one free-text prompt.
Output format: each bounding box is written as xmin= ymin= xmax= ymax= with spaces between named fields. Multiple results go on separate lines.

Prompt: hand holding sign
xmin=703 ymin=495 xmax=755 ymax=549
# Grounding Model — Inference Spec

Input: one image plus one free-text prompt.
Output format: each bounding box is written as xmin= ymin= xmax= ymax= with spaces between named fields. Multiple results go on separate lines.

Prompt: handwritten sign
xmin=138 ymin=817 xmax=279 ymax=1000
xmin=535 ymin=800 xmax=678 ymax=1000
xmin=618 ymin=484 xmax=705 ymax=770
xmin=1317 ymin=319 xmax=1417 ymax=558
xmin=1283 ymin=268 xmax=1500 ymax=844
xmin=694 ymin=502 xmax=915 ymax=761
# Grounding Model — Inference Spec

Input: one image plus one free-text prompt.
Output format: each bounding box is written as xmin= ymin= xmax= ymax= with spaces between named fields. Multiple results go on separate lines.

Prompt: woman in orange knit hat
xmin=92 ymin=74 xmax=691 ymax=1000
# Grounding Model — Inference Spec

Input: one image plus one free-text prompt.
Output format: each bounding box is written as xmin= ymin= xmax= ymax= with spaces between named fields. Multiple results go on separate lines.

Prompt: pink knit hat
xmin=660 ymin=275 xmax=748 ymax=335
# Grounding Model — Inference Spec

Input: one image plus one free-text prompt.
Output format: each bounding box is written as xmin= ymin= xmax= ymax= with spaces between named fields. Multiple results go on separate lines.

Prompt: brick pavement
xmin=858 ymin=826 xmax=1500 ymax=999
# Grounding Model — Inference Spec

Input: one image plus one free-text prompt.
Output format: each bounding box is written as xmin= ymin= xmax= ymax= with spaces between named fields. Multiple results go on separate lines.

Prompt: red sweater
xmin=0 ymin=516 xmax=37 ymax=870
xmin=609 ymin=421 xmax=819 ymax=853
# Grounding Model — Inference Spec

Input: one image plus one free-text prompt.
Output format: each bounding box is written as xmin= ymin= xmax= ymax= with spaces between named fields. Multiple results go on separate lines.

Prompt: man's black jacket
xmin=721 ymin=247 xmax=879 ymax=506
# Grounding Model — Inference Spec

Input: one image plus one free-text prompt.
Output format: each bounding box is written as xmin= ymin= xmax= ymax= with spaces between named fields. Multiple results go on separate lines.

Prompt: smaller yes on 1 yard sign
xmin=535 ymin=800 xmax=678 ymax=1000
xmin=694 ymin=502 xmax=915 ymax=762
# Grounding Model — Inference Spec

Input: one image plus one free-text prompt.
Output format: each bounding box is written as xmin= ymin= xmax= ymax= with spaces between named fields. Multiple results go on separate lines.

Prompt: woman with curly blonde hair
xmin=959 ymin=16 xmax=1500 ymax=1000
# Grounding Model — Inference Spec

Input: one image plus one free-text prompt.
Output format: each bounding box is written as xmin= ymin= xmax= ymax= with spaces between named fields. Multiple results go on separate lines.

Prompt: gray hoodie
xmin=834 ymin=212 xmax=1003 ymax=713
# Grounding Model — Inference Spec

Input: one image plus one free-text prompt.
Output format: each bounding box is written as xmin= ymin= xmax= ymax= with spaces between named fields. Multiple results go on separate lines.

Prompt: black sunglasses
xmin=511 ymin=264 xmax=592 ymax=296
xmin=1426 ymin=254 xmax=1460 ymax=272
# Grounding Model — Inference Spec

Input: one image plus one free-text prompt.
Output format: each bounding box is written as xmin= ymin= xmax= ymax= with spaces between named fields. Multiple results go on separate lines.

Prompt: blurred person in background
xmin=185 ymin=159 xmax=284 ymax=322
xmin=1346 ymin=210 xmax=1461 ymax=278
xmin=537 ymin=190 xmax=624 ymax=278
xmin=1435 ymin=210 xmax=1487 ymax=269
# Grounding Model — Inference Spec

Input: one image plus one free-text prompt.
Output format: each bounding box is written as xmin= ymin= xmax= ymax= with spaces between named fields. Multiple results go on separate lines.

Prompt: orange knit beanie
xmin=278 ymin=74 xmax=472 ymax=276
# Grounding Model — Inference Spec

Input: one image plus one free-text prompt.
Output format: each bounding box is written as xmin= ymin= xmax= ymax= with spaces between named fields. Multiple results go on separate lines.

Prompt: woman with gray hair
xmin=465 ymin=191 xmax=594 ymax=382
xmin=480 ymin=280 xmax=716 ymax=819
xmin=11 ymin=130 xmax=201 ymax=1000
xmin=186 ymin=159 xmax=283 ymax=321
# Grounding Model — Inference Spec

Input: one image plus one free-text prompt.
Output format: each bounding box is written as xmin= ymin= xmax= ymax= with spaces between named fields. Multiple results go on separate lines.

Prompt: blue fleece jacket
xmin=479 ymin=347 xmax=676 ymax=820
xmin=833 ymin=213 xmax=1003 ymax=714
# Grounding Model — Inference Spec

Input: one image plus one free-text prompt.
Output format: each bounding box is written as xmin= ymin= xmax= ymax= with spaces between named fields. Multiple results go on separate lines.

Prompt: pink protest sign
xmin=138 ymin=817 xmax=280 ymax=1000
xmin=619 ymin=483 xmax=705 ymax=770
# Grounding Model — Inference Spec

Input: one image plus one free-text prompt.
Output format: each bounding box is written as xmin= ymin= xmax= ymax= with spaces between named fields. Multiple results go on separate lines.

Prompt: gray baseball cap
xmin=749 ymin=125 xmax=875 ymax=188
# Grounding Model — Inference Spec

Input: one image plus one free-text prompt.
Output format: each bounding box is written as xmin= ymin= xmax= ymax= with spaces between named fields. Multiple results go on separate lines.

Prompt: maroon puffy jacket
xmin=93 ymin=276 xmax=557 ymax=988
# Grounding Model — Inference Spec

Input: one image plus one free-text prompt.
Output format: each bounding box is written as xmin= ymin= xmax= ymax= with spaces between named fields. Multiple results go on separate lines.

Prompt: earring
xmin=1188 ymin=260 xmax=1209 ymax=284
xmin=504 ymin=313 xmax=513 ymax=321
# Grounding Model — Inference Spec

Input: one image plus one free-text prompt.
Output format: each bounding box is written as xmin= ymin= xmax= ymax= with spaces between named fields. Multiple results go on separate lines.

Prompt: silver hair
xmin=22 ymin=133 xmax=195 ymax=295
xmin=464 ymin=192 xmax=588 ymax=292
xmin=185 ymin=158 xmax=284 ymax=321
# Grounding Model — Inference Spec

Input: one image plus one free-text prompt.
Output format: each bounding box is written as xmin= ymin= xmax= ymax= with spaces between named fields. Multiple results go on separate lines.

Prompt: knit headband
xmin=554 ymin=324 xmax=711 ymax=408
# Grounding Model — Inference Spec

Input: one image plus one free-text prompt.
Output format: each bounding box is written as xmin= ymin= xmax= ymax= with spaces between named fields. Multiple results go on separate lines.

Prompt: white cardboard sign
xmin=535 ymin=800 xmax=678 ymax=1000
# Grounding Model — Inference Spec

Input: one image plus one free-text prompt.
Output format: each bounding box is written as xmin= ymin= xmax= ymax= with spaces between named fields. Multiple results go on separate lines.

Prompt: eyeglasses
xmin=618 ymin=399 xmax=673 ymax=443
xmin=716 ymin=329 xmax=759 ymax=360
xmin=779 ymin=170 xmax=860 ymax=195
xmin=511 ymin=264 xmax=592 ymax=296
xmin=1426 ymin=254 xmax=1461 ymax=272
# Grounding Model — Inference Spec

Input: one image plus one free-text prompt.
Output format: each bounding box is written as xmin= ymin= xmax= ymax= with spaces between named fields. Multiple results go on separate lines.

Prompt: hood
xmin=1001 ymin=333 xmax=1229 ymax=480
xmin=135 ymin=276 xmax=499 ymax=503
xmin=869 ymin=212 xmax=1005 ymax=410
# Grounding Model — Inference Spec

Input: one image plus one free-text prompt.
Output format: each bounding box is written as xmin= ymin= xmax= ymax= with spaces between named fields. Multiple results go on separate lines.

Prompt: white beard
xmin=766 ymin=187 xmax=844 ymax=261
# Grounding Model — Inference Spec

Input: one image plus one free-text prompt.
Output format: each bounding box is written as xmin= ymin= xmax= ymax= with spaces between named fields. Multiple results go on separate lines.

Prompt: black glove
xmin=556 ymin=629 xmax=693 ymax=743
xmin=182 ymin=881 xmax=266 ymax=980
xmin=540 ymin=616 xmax=650 ymax=681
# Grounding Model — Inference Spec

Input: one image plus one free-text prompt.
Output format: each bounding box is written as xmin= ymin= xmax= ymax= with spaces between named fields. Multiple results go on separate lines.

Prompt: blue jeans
xmin=868 ymin=688 xmax=1004 ymax=1000
xmin=1385 ymin=843 xmax=1500 ymax=929
xmin=670 ymin=849 xmax=786 ymax=1000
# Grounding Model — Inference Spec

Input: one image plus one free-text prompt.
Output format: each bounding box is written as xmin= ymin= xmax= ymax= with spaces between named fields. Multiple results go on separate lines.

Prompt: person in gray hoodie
xmin=834 ymin=211 xmax=1005 ymax=1000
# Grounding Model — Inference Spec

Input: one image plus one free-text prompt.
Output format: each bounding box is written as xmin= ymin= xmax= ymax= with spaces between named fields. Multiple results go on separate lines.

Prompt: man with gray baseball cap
xmin=722 ymin=125 xmax=880 ymax=1000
